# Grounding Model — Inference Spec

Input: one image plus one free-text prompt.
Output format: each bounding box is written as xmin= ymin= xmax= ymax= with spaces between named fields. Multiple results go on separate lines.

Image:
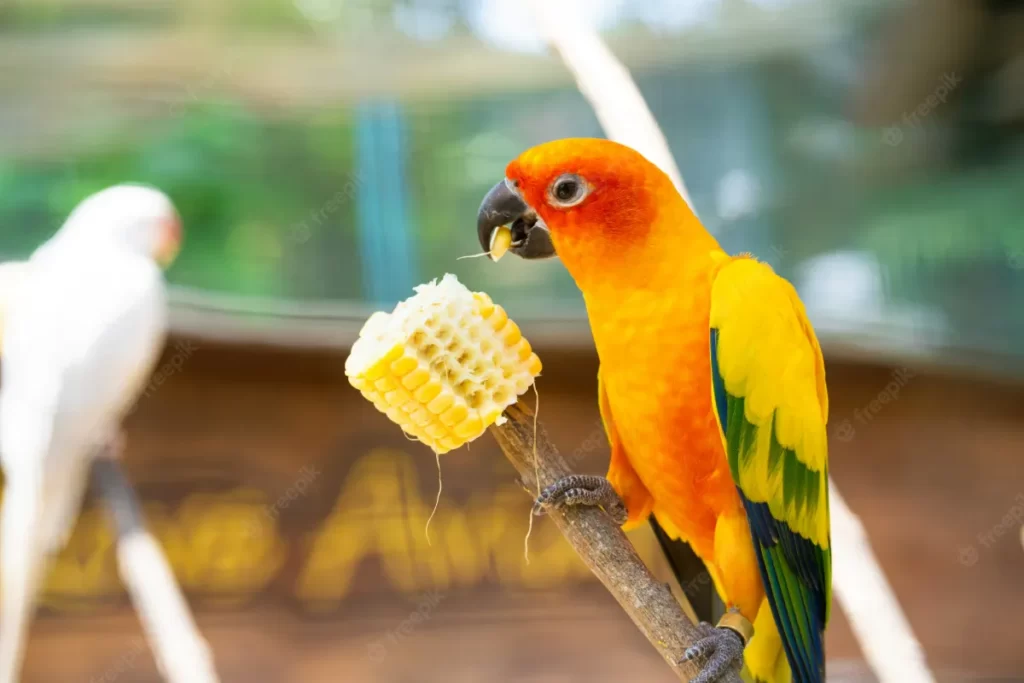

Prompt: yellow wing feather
xmin=710 ymin=257 xmax=829 ymax=546
xmin=709 ymin=256 xmax=832 ymax=683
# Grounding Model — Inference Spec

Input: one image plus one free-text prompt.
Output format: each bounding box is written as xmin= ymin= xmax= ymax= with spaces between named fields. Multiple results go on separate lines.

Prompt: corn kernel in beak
xmin=489 ymin=225 xmax=513 ymax=261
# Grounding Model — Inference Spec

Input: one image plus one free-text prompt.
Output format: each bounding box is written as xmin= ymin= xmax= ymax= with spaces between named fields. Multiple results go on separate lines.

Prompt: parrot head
xmin=59 ymin=184 xmax=183 ymax=268
xmin=477 ymin=138 xmax=713 ymax=289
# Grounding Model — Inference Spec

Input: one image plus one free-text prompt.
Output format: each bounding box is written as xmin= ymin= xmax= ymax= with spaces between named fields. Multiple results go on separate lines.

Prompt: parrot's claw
xmin=683 ymin=621 xmax=745 ymax=683
xmin=532 ymin=475 xmax=628 ymax=526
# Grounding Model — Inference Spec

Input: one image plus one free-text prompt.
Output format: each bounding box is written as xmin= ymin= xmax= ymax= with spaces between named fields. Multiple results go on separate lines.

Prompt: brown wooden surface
xmin=6 ymin=338 xmax=1023 ymax=682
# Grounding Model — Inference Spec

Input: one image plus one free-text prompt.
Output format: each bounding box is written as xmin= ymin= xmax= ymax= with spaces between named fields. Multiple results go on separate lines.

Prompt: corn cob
xmin=345 ymin=274 xmax=542 ymax=454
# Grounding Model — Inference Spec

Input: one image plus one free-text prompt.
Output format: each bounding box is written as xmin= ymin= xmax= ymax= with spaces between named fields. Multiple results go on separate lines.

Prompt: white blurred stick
xmin=828 ymin=482 xmax=934 ymax=683
xmin=523 ymin=2 xmax=937 ymax=682
xmin=523 ymin=0 xmax=693 ymax=211
xmin=92 ymin=456 xmax=221 ymax=683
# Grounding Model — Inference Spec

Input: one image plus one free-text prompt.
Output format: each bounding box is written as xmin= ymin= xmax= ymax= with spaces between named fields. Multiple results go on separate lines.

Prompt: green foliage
xmin=0 ymin=103 xmax=362 ymax=299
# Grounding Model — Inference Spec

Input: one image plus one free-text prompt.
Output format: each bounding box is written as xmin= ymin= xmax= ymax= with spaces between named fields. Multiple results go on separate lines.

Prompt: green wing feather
xmin=709 ymin=257 xmax=832 ymax=683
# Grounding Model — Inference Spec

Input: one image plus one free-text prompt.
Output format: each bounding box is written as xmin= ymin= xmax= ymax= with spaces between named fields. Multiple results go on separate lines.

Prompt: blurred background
xmin=0 ymin=0 xmax=1022 ymax=681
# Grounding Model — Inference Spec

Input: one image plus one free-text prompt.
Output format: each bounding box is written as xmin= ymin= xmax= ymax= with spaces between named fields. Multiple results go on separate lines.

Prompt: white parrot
xmin=0 ymin=185 xmax=186 ymax=682
xmin=0 ymin=262 xmax=28 ymax=354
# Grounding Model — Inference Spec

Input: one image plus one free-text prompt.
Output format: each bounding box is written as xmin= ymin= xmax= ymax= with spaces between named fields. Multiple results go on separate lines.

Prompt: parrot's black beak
xmin=477 ymin=179 xmax=556 ymax=261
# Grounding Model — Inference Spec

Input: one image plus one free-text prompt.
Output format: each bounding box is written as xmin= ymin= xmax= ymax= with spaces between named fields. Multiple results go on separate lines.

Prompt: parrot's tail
xmin=0 ymin=471 xmax=48 ymax=683
xmin=743 ymin=598 xmax=792 ymax=683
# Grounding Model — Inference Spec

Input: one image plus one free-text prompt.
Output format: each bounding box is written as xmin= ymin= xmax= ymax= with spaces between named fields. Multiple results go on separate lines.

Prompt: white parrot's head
xmin=59 ymin=184 xmax=183 ymax=268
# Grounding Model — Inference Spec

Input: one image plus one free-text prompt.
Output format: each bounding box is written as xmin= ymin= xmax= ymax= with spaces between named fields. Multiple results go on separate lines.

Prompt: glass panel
xmin=1 ymin=0 xmax=1021 ymax=366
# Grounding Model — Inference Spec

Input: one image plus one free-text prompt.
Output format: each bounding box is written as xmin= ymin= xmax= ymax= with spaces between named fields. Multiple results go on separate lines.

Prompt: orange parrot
xmin=476 ymin=139 xmax=831 ymax=683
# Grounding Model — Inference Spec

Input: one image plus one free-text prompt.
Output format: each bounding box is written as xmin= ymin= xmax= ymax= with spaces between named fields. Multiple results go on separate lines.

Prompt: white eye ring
xmin=547 ymin=173 xmax=588 ymax=208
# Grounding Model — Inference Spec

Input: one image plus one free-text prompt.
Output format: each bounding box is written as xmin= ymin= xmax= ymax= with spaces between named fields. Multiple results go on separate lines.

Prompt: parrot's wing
xmin=0 ymin=262 xmax=29 ymax=355
xmin=1 ymin=246 xmax=168 ymax=469
xmin=709 ymin=257 xmax=831 ymax=683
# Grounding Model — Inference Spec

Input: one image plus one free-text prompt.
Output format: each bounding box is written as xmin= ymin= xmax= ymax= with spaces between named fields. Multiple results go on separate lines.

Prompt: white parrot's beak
xmin=155 ymin=214 xmax=183 ymax=268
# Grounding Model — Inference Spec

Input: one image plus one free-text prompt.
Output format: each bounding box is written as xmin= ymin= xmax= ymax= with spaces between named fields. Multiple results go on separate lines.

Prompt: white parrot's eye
xmin=547 ymin=173 xmax=588 ymax=208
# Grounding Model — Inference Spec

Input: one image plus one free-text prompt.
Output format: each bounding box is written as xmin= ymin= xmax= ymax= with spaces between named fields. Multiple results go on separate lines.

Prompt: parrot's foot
xmin=532 ymin=475 xmax=628 ymax=525
xmin=683 ymin=620 xmax=745 ymax=683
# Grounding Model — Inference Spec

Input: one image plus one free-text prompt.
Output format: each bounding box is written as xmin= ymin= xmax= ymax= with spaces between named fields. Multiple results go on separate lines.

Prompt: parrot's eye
xmin=548 ymin=174 xmax=588 ymax=208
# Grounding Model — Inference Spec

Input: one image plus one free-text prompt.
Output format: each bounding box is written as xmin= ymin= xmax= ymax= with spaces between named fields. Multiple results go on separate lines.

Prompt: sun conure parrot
xmin=476 ymin=139 xmax=831 ymax=683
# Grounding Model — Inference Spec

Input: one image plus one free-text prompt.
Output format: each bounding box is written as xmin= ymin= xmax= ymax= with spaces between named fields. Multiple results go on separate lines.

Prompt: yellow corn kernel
xmin=440 ymin=404 xmax=469 ymax=427
xmin=414 ymin=382 xmax=442 ymax=403
xmin=363 ymin=340 xmax=403 ymax=381
xmin=427 ymin=393 xmax=454 ymax=415
xmin=345 ymin=274 xmax=543 ymax=454
xmin=474 ymin=292 xmax=495 ymax=317
xmin=374 ymin=376 xmax=397 ymax=392
xmin=401 ymin=367 xmax=430 ymax=391
xmin=489 ymin=305 xmax=508 ymax=331
xmin=501 ymin=320 xmax=521 ymax=345
xmin=488 ymin=224 xmax=513 ymax=261
xmin=384 ymin=388 xmax=412 ymax=407
xmin=390 ymin=354 xmax=418 ymax=376
xmin=453 ymin=415 xmax=484 ymax=439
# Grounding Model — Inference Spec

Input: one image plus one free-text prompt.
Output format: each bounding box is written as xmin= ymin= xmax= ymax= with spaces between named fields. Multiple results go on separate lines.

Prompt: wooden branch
xmin=489 ymin=402 xmax=742 ymax=683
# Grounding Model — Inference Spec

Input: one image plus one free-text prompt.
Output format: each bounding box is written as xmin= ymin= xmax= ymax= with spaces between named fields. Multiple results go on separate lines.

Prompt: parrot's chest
xmin=589 ymin=286 xmax=739 ymax=533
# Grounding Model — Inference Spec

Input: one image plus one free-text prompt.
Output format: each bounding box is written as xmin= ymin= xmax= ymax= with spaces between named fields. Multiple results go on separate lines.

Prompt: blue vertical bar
xmin=354 ymin=100 xmax=418 ymax=305
xmin=355 ymin=104 xmax=384 ymax=303
xmin=384 ymin=103 xmax=417 ymax=301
